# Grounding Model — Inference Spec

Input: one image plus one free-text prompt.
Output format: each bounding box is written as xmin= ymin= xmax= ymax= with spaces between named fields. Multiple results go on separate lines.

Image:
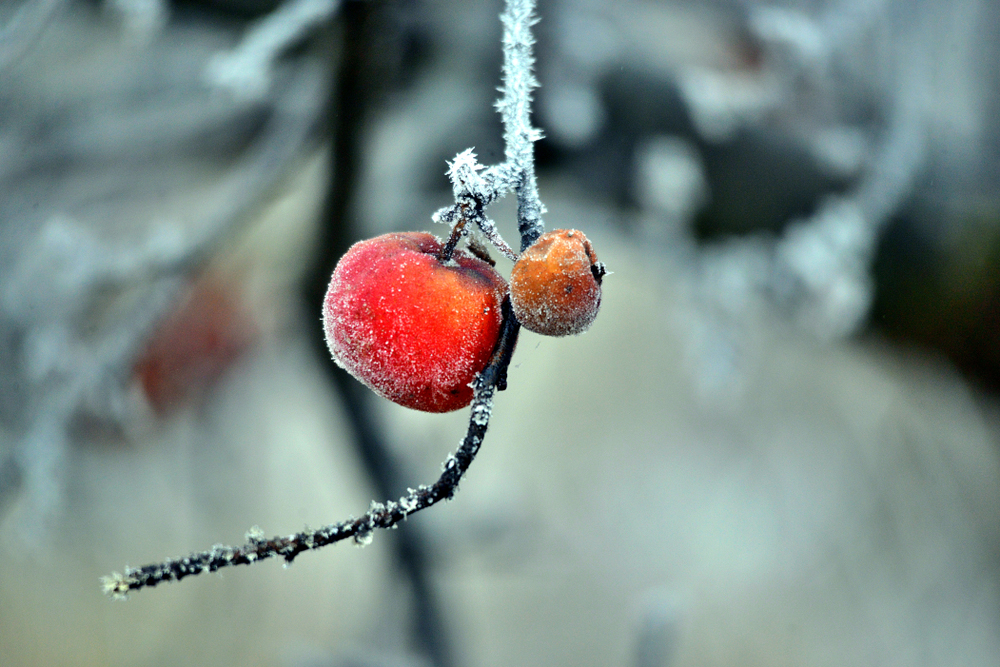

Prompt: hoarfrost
xmin=245 ymin=525 xmax=265 ymax=544
xmin=400 ymin=495 xmax=418 ymax=513
xmin=471 ymin=401 xmax=492 ymax=426
xmin=447 ymin=149 xmax=487 ymax=199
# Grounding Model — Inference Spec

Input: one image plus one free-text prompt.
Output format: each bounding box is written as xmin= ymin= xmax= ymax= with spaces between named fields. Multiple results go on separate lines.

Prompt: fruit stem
xmin=437 ymin=214 xmax=468 ymax=263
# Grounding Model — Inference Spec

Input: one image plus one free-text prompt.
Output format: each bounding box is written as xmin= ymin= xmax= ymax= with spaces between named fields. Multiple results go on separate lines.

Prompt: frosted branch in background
xmin=205 ymin=0 xmax=341 ymax=100
xmin=764 ymin=0 xmax=930 ymax=340
xmin=680 ymin=0 xmax=935 ymax=344
xmin=433 ymin=0 xmax=545 ymax=255
xmin=0 ymin=7 xmax=329 ymax=543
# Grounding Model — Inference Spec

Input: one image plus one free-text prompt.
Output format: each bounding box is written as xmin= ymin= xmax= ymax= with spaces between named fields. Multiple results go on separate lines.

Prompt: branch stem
xmin=437 ymin=212 xmax=468 ymax=263
xmin=436 ymin=0 xmax=544 ymax=256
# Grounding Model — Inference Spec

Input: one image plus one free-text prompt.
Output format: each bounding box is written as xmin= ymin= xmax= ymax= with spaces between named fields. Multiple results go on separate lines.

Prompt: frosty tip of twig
xmin=446 ymin=149 xmax=485 ymax=197
xmin=101 ymin=571 xmax=131 ymax=601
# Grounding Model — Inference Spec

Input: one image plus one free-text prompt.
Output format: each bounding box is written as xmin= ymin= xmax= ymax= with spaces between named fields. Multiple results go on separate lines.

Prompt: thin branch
xmin=497 ymin=0 xmax=544 ymax=249
xmin=103 ymin=301 xmax=520 ymax=600
xmin=434 ymin=0 xmax=545 ymax=258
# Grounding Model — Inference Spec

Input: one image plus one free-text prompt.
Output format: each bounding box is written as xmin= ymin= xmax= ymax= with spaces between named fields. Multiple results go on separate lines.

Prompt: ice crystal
xmin=245 ymin=525 xmax=265 ymax=544
xmin=471 ymin=401 xmax=491 ymax=426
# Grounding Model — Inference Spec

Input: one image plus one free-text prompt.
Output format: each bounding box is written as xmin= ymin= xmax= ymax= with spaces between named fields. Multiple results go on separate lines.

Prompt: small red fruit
xmin=135 ymin=277 xmax=256 ymax=415
xmin=510 ymin=229 xmax=604 ymax=336
xmin=323 ymin=232 xmax=508 ymax=413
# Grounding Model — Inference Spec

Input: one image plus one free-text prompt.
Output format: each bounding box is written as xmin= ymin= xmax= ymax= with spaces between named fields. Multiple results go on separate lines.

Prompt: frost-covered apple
xmin=323 ymin=232 xmax=508 ymax=413
xmin=510 ymin=229 xmax=604 ymax=336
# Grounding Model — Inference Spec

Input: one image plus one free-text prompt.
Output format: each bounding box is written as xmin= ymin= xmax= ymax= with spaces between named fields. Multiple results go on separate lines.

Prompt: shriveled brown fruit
xmin=510 ymin=229 xmax=605 ymax=336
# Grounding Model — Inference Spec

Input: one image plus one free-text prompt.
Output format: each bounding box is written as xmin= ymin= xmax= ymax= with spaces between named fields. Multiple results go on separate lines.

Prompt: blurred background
xmin=1 ymin=0 xmax=999 ymax=665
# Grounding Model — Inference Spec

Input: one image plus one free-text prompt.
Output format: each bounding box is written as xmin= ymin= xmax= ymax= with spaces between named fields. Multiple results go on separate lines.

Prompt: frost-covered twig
xmin=433 ymin=0 xmax=545 ymax=258
xmin=496 ymin=0 xmax=545 ymax=249
xmin=103 ymin=298 xmax=520 ymax=599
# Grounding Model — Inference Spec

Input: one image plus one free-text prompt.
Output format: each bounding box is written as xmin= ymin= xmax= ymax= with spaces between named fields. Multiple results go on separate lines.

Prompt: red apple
xmin=323 ymin=232 xmax=508 ymax=412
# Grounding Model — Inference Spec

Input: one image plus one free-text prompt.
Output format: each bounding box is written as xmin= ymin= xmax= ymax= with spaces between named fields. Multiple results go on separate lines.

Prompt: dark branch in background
xmin=304 ymin=3 xmax=456 ymax=667
xmin=103 ymin=1 xmax=542 ymax=626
